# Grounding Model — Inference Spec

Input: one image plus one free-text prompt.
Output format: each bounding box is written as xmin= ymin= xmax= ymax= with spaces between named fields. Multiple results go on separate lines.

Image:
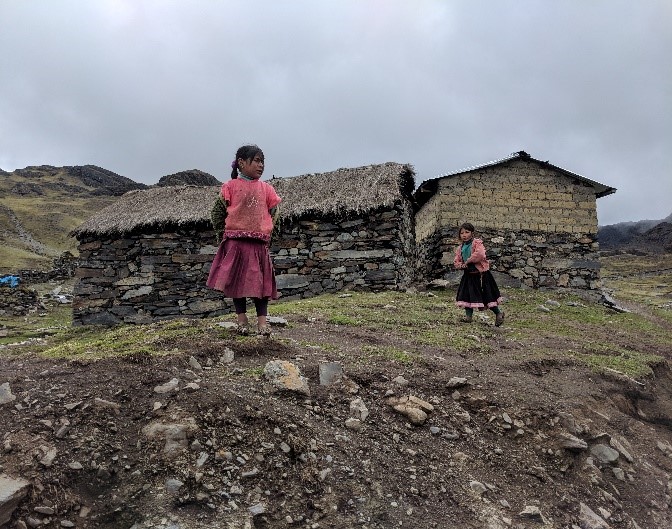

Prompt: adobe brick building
xmin=414 ymin=151 xmax=616 ymax=290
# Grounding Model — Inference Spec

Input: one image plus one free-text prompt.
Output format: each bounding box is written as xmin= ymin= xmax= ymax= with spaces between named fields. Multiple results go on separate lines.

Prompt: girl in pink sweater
xmin=206 ymin=145 xmax=281 ymax=336
xmin=453 ymin=222 xmax=504 ymax=326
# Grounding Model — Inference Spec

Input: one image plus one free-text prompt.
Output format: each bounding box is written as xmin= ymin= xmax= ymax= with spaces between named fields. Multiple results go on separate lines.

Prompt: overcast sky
xmin=1 ymin=0 xmax=670 ymax=225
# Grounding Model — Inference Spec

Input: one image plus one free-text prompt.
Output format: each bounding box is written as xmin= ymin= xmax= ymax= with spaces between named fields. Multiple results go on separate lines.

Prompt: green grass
xmin=601 ymin=254 xmax=672 ymax=318
xmin=0 ymin=171 xmax=119 ymax=273
xmin=0 ymin=244 xmax=53 ymax=272
xmin=271 ymin=291 xmax=496 ymax=350
xmin=360 ymin=345 xmax=418 ymax=364
xmin=2 ymin=268 xmax=670 ymax=380
xmin=0 ymin=303 xmax=72 ymax=346
xmin=4 ymin=318 xmax=203 ymax=360
xmin=327 ymin=313 xmax=360 ymax=325
xmin=581 ymin=350 xmax=664 ymax=378
xmin=241 ymin=366 xmax=265 ymax=378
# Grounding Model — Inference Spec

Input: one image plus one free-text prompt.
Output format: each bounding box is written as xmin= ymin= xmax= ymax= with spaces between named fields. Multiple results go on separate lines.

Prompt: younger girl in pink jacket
xmin=453 ymin=222 xmax=504 ymax=326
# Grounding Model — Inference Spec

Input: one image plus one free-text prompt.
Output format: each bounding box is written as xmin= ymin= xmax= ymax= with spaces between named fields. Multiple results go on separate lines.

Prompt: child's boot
xmin=495 ymin=310 xmax=505 ymax=327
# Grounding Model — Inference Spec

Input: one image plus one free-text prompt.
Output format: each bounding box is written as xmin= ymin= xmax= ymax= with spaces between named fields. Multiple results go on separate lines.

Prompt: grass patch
xmin=360 ymin=345 xmax=418 ymax=364
xmin=0 ymin=304 xmax=72 ymax=346
xmin=242 ymin=366 xmax=265 ymax=378
xmin=36 ymin=318 xmax=204 ymax=360
xmin=327 ymin=314 xmax=360 ymax=326
xmin=601 ymin=253 xmax=672 ymax=277
xmin=1 ymin=270 xmax=670 ymax=380
xmin=271 ymin=290 xmax=499 ymax=353
xmin=581 ymin=349 xmax=664 ymax=378
xmin=511 ymin=344 xmax=663 ymax=380
xmin=602 ymin=254 xmax=672 ymax=314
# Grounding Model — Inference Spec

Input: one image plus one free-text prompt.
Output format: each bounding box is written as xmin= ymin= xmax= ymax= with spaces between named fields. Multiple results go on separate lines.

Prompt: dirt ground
xmin=2 ymin=283 xmax=672 ymax=528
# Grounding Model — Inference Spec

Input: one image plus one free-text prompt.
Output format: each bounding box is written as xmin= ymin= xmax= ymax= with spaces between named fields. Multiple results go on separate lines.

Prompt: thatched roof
xmin=270 ymin=162 xmax=415 ymax=220
xmin=415 ymin=151 xmax=616 ymax=209
xmin=71 ymin=185 xmax=220 ymax=237
xmin=72 ymin=162 xmax=415 ymax=237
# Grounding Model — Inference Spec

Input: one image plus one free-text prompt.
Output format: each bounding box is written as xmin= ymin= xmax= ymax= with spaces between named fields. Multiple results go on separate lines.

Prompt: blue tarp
xmin=0 ymin=275 xmax=21 ymax=288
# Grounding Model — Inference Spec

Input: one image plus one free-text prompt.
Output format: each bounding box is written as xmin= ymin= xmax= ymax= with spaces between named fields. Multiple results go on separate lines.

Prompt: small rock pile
xmin=0 ymin=287 xmax=41 ymax=316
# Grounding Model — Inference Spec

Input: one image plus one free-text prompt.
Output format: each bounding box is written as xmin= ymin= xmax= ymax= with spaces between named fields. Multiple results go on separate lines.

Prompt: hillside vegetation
xmin=0 ymin=165 xmax=146 ymax=272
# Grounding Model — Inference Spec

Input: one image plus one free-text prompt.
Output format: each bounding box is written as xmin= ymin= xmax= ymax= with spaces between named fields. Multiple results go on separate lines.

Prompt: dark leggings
xmin=233 ymin=297 xmax=269 ymax=317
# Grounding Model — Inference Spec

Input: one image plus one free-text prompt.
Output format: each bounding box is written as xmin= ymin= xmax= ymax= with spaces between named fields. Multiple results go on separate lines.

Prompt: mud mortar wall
xmin=417 ymin=226 xmax=601 ymax=289
xmin=73 ymin=228 xmax=227 ymax=326
xmin=415 ymin=159 xmax=598 ymax=242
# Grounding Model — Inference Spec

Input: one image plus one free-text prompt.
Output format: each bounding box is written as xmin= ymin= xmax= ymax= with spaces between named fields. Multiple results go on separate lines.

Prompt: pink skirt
xmin=206 ymin=238 xmax=278 ymax=299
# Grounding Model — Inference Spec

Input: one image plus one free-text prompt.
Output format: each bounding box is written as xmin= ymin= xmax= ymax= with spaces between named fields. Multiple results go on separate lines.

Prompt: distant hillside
xmin=157 ymin=169 xmax=220 ymax=187
xmin=8 ymin=165 xmax=147 ymax=197
xmin=598 ymin=213 xmax=672 ymax=252
xmin=0 ymin=165 xmax=149 ymax=272
xmin=643 ymin=222 xmax=672 ymax=252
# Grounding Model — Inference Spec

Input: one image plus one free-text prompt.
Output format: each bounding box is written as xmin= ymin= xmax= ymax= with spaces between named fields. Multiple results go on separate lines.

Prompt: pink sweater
xmin=221 ymin=178 xmax=281 ymax=242
xmin=453 ymin=238 xmax=491 ymax=272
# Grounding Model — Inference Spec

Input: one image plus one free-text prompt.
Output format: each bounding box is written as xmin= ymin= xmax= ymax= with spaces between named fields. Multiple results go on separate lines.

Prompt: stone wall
xmin=0 ymin=287 xmax=40 ymax=317
xmin=415 ymin=159 xmax=598 ymax=242
xmin=417 ymin=225 xmax=601 ymax=290
xmin=73 ymin=226 xmax=228 ymax=326
xmin=415 ymin=159 xmax=602 ymax=290
xmin=272 ymin=203 xmax=415 ymax=299
xmin=73 ymin=203 xmax=416 ymax=325
xmin=17 ymin=252 xmax=79 ymax=284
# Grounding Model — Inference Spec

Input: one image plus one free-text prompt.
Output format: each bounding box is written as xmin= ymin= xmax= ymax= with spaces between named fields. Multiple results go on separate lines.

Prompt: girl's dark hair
xmin=458 ymin=222 xmax=476 ymax=235
xmin=231 ymin=144 xmax=264 ymax=179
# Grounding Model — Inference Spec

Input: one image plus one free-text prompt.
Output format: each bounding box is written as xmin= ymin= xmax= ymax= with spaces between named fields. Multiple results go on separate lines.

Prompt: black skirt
xmin=456 ymin=270 xmax=502 ymax=310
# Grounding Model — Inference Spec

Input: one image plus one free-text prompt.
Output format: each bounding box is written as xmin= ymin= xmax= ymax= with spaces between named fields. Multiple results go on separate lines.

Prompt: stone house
xmin=414 ymin=151 xmax=616 ymax=290
xmin=269 ymin=162 xmax=416 ymax=299
xmin=70 ymin=162 xmax=416 ymax=325
xmin=71 ymin=185 xmax=223 ymax=325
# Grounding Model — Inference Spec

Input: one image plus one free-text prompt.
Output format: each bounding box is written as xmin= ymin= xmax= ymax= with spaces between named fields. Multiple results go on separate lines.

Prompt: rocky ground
xmin=1 ymin=275 xmax=672 ymax=529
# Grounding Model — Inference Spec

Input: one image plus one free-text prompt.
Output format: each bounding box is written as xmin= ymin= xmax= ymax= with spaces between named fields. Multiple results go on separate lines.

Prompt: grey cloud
xmin=0 ymin=0 xmax=670 ymax=225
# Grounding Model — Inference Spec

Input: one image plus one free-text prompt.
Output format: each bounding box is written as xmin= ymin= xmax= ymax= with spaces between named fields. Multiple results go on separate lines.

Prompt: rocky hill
xmin=599 ymin=213 xmax=672 ymax=252
xmin=157 ymin=169 xmax=220 ymax=187
xmin=7 ymin=165 xmax=147 ymax=197
xmin=642 ymin=222 xmax=672 ymax=252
